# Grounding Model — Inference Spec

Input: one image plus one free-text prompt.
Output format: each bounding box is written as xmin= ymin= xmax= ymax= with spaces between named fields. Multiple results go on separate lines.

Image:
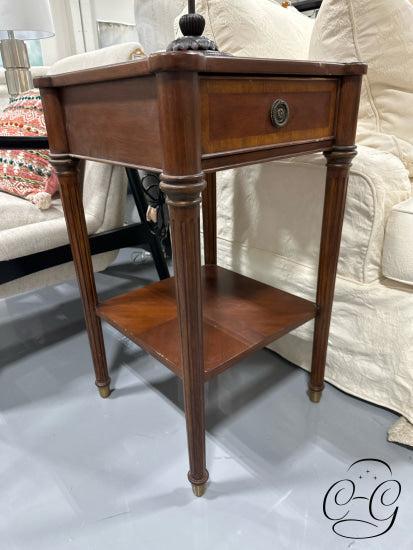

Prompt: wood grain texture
xmin=201 ymin=139 xmax=335 ymax=173
xmin=61 ymin=76 xmax=162 ymax=168
xmin=35 ymin=51 xmax=366 ymax=91
xmin=169 ymin=197 xmax=208 ymax=486
xmin=309 ymin=75 xmax=363 ymax=396
xmin=38 ymin=87 xmax=70 ymax=155
xmin=201 ymin=78 xmax=337 ymax=154
xmin=53 ymin=156 xmax=110 ymax=392
xmin=156 ymin=70 xmax=208 ymax=487
xmin=310 ymin=150 xmax=355 ymax=395
xmin=96 ymin=266 xmax=317 ymax=380
xmin=202 ymin=172 xmax=217 ymax=265
xmin=37 ymin=53 xmax=366 ymax=491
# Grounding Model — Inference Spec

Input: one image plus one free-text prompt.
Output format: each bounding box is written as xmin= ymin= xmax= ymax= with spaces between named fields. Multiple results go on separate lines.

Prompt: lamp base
xmin=4 ymin=68 xmax=33 ymax=97
xmin=0 ymin=38 xmax=33 ymax=97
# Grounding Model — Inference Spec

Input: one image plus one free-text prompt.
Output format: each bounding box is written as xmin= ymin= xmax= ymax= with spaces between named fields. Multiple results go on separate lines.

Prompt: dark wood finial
xmin=166 ymin=0 xmax=219 ymax=53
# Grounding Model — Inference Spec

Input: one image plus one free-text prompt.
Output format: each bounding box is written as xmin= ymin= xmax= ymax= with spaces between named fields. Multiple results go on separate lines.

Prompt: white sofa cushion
xmin=382 ymin=198 xmax=413 ymax=286
xmin=308 ymin=0 xmax=413 ymax=177
xmin=175 ymin=0 xmax=314 ymax=59
xmin=0 ymin=161 xmax=126 ymax=298
xmin=0 ymin=192 xmax=63 ymax=233
xmin=216 ymin=146 xmax=411 ymax=284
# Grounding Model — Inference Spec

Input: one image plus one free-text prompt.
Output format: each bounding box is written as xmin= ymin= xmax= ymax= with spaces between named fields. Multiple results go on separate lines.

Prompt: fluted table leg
xmin=202 ymin=172 xmax=217 ymax=265
xmin=161 ymin=175 xmax=209 ymax=496
xmin=53 ymin=156 xmax=111 ymax=397
xmin=309 ymin=147 xmax=356 ymax=402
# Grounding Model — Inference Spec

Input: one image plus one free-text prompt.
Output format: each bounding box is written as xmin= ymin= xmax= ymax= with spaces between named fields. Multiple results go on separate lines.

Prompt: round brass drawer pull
xmin=270 ymin=99 xmax=289 ymax=128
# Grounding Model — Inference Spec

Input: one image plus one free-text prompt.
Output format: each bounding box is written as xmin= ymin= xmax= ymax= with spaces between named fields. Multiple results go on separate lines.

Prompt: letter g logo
xmin=323 ymin=459 xmax=401 ymax=539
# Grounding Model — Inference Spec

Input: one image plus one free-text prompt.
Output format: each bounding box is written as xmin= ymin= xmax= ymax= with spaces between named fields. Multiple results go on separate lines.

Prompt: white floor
xmin=1 ymin=249 xmax=412 ymax=550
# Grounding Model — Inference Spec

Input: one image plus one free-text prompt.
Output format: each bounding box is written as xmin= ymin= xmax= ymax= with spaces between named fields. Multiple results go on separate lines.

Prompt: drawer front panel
xmin=200 ymin=77 xmax=338 ymax=156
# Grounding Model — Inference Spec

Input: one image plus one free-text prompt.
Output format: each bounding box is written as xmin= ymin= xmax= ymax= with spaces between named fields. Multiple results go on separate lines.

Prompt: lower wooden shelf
xmin=96 ymin=265 xmax=317 ymax=380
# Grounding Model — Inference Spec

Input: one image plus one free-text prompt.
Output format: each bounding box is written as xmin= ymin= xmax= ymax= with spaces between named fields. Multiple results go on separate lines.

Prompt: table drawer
xmin=200 ymin=77 xmax=338 ymax=156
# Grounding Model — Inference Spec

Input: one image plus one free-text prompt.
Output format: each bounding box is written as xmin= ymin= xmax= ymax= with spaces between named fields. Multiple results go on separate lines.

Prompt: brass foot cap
xmin=98 ymin=385 xmax=111 ymax=398
xmin=309 ymin=389 xmax=322 ymax=403
xmin=192 ymin=483 xmax=206 ymax=497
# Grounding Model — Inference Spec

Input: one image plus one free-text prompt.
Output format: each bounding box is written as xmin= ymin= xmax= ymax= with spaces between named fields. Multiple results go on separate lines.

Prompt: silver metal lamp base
xmin=0 ymin=36 xmax=33 ymax=97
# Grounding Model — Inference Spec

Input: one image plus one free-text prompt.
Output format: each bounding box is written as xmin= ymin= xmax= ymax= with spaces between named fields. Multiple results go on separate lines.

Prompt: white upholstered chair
xmin=136 ymin=0 xmax=413 ymax=444
xmin=0 ymin=42 xmax=170 ymax=300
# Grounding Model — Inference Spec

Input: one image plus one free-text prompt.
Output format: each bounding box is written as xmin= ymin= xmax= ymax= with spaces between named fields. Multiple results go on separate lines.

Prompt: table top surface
xmin=34 ymin=51 xmax=367 ymax=89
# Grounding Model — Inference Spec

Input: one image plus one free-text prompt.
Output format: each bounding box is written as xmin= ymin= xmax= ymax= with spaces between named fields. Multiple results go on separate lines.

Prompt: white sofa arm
xmin=47 ymin=42 xmax=143 ymax=75
xmin=382 ymin=197 xmax=413 ymax=286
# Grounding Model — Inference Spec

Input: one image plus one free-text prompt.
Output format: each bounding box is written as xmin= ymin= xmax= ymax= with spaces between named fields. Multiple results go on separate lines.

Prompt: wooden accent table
xmin=35 ymin=52 xmax=366 ymax=496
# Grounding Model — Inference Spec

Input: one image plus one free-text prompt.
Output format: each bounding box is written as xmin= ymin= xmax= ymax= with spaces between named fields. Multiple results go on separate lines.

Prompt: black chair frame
xmin=293 ymin=0 xmax=322 ymax=11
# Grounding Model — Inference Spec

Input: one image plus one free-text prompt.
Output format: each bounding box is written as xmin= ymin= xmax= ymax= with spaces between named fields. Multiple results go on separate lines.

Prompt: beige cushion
xmin=49 ymin=42 xmax=143 ymax=74
xmin=308 ymin=0 xmax=413 ymax=177
xmin=382 ymin=198 xmax=413 ymax=285
xmin=216 ymin=146 xmax=411 ymax=285
xmin=0 ymin=161 xmax=126 ymax=298
xmin=175 ymin=0 xmax=314 ymax=59
xmin=0 ymin=192 xmax=62 ymax=233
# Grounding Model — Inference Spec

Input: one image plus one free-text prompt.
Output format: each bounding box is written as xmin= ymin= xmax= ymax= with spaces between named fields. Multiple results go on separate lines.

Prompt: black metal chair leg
xmin=125 ymin=167 xmax=170 ymax=280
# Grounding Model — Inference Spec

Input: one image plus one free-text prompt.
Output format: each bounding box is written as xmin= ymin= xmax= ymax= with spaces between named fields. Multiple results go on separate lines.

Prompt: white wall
xmin=41 ymin=0 xmax=83 ymax=65
xmin=93 ymin=0 xmax=135 ymax=24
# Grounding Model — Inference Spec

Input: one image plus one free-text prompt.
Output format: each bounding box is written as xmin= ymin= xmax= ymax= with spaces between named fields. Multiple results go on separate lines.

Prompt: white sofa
xmin=135 ymin=0 xmax=413 ymax=444
xmin=0 ymin=43 xmax=144 ymax=299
